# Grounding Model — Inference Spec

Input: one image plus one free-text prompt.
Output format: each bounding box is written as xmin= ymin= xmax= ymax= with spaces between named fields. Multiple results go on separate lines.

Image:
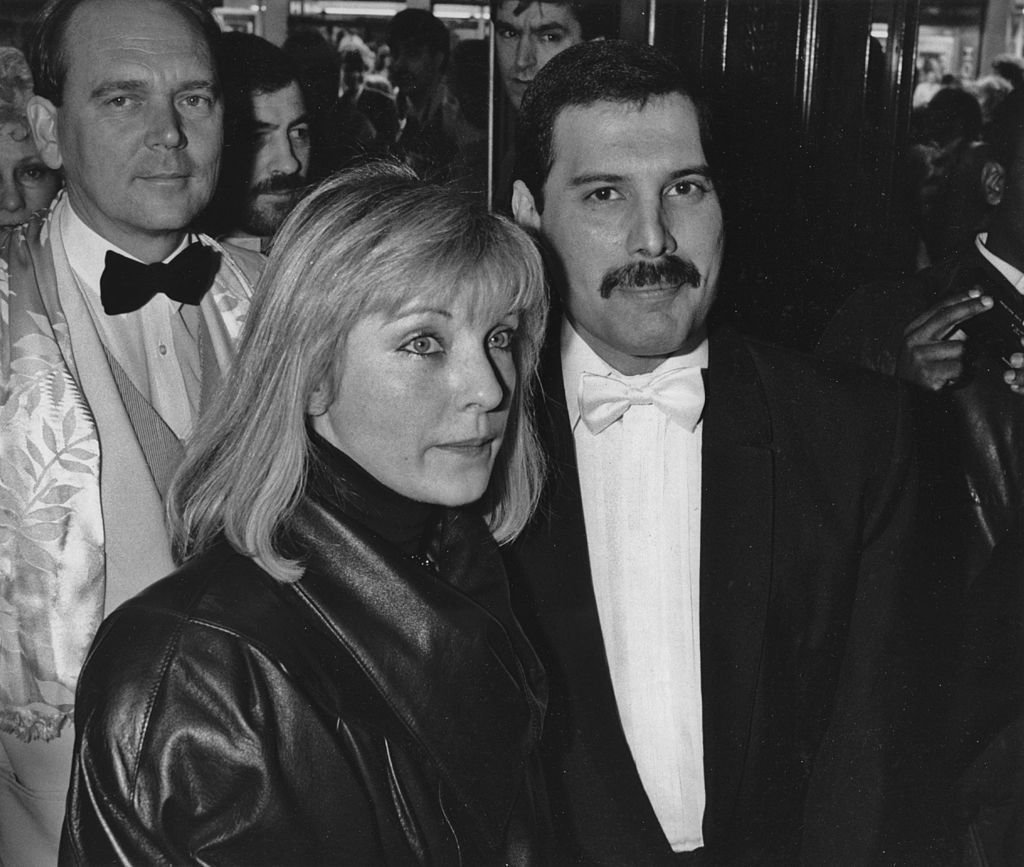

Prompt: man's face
xmin=31 ymin=0 xmax=221 ymax=261
xmin=514 ymin=94 xmax=724 ymax=375
xmin=495 ymin=1 xmax=583 ymax=111
xmin=243 ymin=82 xmax=310 ymax=237
xmin=389 ymin=39 xmax=445 ymax=109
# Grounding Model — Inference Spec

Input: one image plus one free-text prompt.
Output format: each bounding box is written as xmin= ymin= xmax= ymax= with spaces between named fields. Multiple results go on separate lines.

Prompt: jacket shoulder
xmin=202 ymin=235 xmax=266 ymax=291
xmin=817 ymin=255 xmax=979 ymax=374
xmin=738 ymin=335 xmax=910 ymax=451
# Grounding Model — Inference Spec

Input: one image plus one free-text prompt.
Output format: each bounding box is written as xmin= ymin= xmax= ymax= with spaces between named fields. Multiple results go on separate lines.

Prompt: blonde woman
xmin=61 ymin=163 xmax=551 ymax=865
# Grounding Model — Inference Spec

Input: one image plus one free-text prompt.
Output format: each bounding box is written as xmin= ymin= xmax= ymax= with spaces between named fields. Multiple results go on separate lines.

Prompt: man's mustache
xmin=251 ymin=175 xmax=306 ymax=196
xmin=599 ymin=256 xmax=702 ymax=299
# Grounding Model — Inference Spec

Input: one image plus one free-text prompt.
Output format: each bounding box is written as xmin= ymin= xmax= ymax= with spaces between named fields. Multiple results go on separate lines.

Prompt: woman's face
xmin=311 ymin=291 xmax=519 ymax=506
xmin=0 ymin=124 xmax=62 ymax=227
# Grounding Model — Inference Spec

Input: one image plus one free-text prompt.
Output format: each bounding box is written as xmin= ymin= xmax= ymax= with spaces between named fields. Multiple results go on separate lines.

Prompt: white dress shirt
xmin=562 ymin=320 xmax=707 ymax=852
xmin=59 ymin=197 xmax=203 ymax=439
xmin=976 ymin=231 xmax=1024 ymax=293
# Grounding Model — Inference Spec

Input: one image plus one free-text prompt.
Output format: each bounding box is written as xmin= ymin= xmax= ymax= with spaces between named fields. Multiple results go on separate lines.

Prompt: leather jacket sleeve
xmin=60 ymin=605 xmax=407 ymax=866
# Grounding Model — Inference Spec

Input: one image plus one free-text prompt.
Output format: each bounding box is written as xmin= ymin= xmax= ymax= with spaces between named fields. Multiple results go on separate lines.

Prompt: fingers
xmin=897 ymin=340 xmax=969 ymax=391
xmin=1005 ymin=352 xmax=1024 ymax=394
xmin=903 ymin=289 xmax=993 ymax=343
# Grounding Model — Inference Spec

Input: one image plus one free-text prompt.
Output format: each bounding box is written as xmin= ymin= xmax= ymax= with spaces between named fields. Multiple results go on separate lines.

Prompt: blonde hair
xmin=170 ymin=162 xmax=548 ymax=581
xmin=0 ymin=47 xmax=33 ymax=138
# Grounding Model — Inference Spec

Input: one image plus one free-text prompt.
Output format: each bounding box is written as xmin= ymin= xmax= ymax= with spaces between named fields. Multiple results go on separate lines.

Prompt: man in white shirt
xmin=821 ymin=87 xmax=1024 ymax=864
xmin=506 ymin=40 xmax=918 ymax=864
xmin=0 ymin=0 xmax=260 ymax=862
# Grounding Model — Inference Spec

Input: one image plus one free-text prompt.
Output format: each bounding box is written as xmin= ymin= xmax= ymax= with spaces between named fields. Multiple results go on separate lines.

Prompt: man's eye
xmin=497 ymin=26 xmax=518 ymax=39
xmin=291 ymin=126 xmax=311 ymax=144
xmin=106 ymin=96 xmax=134 ymax=109
xmin=541 ymin=32 xmax=564 ymax=43
xmin=401 ymin=335 xmax=443 ymax=355
xmin=667 ymin=179 xmax=709 ymax=198
xmin=181 ymin=94 xmax=214 ymax=111
xmin=586 ymin=187 xmax=621 ymax=202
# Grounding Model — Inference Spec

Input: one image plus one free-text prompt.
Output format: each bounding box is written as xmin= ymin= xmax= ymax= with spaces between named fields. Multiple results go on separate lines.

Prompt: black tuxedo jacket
xmin=506 ymin=326 xmax=919 ymax=866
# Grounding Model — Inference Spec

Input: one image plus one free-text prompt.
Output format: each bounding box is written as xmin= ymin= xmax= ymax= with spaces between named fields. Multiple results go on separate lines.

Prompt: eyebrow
xmin=496 ymin=18 xmax=569 ymax=34
xmin=568 ymin=165 xmax=713 ymax=187
xmin=393 ymin=305 xmax=453 ymax=319
xmin=530 ymin=22 xmax=569 ymax=33
xmin=90 ymin=80 xmax=147 ymax=99
xmin=90 ymin=78 xmax=217 ymax=101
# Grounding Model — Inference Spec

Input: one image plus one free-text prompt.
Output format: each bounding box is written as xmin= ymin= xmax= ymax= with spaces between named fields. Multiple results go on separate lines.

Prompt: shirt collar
xmin=560 ymin=317 xmax=709 ymax=429
xmin=976 ymin=232 xmax=1024 ymax=295
xmin=58 ymin=192 xmax=194 ymax=292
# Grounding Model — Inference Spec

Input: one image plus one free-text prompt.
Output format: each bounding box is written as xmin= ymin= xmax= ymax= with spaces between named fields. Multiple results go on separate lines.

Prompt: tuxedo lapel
xmin=699 ymin=330 xmax=775 ymax=840
xmin=512 ymin=326 xmax=778 ymax=854
xmin=516 ymin=336 xmax=665 ymax=831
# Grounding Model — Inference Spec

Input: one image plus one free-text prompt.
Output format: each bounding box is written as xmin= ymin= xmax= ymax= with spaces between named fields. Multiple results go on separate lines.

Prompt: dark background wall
xmin=640 ymin=0 xmax=923 ymax=349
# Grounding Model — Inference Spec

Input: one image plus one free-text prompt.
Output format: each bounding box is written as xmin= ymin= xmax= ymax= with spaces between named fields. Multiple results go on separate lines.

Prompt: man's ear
xmin=26 ymin=95 xmax=63 ymax=170
xmin=982 ymin=159 xmax=1006 ymax=207
xmin=512 ymin=179 xmax=541 ymax=231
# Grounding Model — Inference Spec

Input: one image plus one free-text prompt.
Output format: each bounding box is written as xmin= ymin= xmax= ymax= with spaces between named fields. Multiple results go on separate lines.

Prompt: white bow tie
xmin=578 ymin=367 xmax=706 ymax=435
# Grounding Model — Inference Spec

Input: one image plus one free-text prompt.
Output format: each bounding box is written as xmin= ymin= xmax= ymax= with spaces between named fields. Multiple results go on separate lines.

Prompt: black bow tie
xmin=100 ymin=242 xmax=220 ymax=315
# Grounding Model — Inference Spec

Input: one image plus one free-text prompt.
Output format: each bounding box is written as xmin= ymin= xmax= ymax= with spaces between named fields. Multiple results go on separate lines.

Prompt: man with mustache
xmin=203 ymin=32 xmax=311 ymax=251
xmin=506 ymin=40 xmax=920 ymax=864
xmin=0 ymin=0 xmax=261 ymax=861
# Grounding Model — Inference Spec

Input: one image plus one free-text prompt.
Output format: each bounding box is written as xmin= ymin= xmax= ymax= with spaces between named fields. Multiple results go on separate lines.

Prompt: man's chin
xmin=243 ymin=197 xmax=294 ymax=237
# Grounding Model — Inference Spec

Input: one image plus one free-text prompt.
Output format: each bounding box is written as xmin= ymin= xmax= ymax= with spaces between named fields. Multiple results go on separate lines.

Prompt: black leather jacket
xmin=820 ymin=249 xmax=1024 ymax=588
xmin=60 ymin=489 xmax=549 ymax=865
xmin=819 ymin=251 xmax=1024 ymax=860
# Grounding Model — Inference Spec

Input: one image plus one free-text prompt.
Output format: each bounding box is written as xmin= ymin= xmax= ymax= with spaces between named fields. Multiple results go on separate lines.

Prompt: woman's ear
xmin=307 ymin=380 xmax=333 ymax=417
xmin=982 ymin=159 xmax=1006 ymax=206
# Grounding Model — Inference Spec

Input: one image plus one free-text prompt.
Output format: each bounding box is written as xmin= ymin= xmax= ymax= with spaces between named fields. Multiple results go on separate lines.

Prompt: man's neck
xmin=66 ymin=193 xmax=187 ymax=264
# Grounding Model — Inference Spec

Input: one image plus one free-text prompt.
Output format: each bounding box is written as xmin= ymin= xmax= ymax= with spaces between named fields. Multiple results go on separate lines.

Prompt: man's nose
xmin=267 ymin=136 xmax=301 ymax=178
xmin=629 ymin=200 xmax=678 ymax=259
xmin=514 ymin=37 xmax=536 ymax=72
xmin=145 ymin=100 xmax=186 ymax=149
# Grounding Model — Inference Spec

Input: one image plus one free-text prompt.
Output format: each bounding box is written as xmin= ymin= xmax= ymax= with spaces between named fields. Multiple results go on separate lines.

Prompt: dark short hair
xmin=27 ymin=0 xmax=221 ymax=106
xmin=449 ymin=39 xmax=489 ymax=131
xmin=992 ymin=53 xmax=1024 ymax=87
xmin=497 ymin=0 xmax=618 ymax=42
xmin=515 ymin=39 xmax=713 ymax=207
xmin=217 ymin=32 xmax=300 ymax=100
xmin=985 ymin=87 xmax=1024 ymax=169
xmin=386 ymin=9 xmax=450 ymax=64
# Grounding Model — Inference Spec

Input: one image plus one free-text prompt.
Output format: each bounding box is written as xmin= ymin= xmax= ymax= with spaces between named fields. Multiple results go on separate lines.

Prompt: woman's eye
xmin=488 ymin=328 xmax=516 ymax=351
xmin=401 ymin=335 xmax=443 ymax=355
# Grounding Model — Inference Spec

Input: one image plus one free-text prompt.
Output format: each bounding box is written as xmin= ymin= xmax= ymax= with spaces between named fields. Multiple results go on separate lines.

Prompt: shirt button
xmin=158 ymin=344 xmax=168 ymax=356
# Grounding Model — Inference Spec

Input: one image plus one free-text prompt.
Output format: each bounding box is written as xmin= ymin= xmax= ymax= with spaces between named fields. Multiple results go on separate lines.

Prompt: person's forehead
xmin=252 ymin=82 xmax=305 ymax=124
xmin=548 ymin=94 xmax=704 ymax=173
xmin=391 ymin=37 xmax=432 ymax=57
xmin=497 ymin=0 xmax=581 ymax=30
xmin=0 ymin=130 xmax=42 ymax=163
xmin=63 ymin=0 xmax=213 ymax=86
